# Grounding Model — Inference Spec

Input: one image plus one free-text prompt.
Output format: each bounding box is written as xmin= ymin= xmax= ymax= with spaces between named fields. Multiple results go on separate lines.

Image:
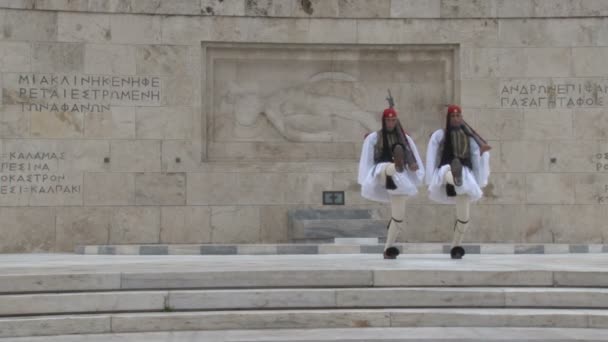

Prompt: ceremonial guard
xmin=358 ymin=92 xmax=425 ymax=259
xmin=425 ymin=105 xmax=491 ymax=259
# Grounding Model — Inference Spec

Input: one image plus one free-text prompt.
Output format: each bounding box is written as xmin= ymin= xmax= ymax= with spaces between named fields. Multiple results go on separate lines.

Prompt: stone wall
xmin=1 ymin=0 xmax=607 ymax=252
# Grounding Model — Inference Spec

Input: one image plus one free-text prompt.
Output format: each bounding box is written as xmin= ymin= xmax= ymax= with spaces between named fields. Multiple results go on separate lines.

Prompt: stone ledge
xmin=1 ymin=1 xmax=606 ymax=19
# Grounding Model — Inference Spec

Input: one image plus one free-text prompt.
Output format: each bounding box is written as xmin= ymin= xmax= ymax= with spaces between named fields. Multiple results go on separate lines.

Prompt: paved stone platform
xmin=2 ymin=253 xmax=608 ymax=274
xmin=2 ymin=327 xmax=608 ymax=342
xmin=76 ymin=242 xmax=608 ymax=255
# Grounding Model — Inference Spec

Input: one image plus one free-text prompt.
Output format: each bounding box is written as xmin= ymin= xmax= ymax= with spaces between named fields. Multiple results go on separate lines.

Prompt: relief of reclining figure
xmin=223 ymin=72 xmax=379 ymax=142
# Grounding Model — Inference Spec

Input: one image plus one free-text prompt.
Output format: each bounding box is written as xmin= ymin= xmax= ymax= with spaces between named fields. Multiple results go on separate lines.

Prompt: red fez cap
xmin=383 ymin=108 xmax=397 ymax=118
xmin=447 ymin=105 xmax=461 ymax=114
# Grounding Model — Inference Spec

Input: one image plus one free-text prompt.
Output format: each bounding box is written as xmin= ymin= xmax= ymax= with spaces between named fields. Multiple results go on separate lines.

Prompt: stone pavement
xmin=2 ymin=327 xmax=608 ymax=342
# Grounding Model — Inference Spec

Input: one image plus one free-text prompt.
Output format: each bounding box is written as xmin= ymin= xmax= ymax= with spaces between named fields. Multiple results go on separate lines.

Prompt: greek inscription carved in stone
xmin=594 ymin=153 xmax=608 ymax=172
xmin=0 ymin=152 xmax=80 ymax=196
xmin=596 ymin=184 xmax=608 ymax=204
xmin=500 ymin=80 xmax=607 ymax=108
xmin=7 ymin=73 xmax=162 ymax=113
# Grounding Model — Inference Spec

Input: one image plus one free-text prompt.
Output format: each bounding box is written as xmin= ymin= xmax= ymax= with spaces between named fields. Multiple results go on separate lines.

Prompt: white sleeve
xmin=406 ymin=134 xmax=425 ymax=183
xmin=425 ymin=130 xmax=444 ymax=185
xmin=470 ymin=137 xmax=491 ymax=188
xmin=357 ymin=132 xmax=377 ymax=185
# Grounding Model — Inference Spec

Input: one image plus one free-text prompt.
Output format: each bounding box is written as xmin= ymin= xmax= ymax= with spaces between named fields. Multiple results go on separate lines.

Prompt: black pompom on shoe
xmin=450 ymin=246 xmax=465 ymax=259
xmin=384 ymin=246 xmax=400 ymax=259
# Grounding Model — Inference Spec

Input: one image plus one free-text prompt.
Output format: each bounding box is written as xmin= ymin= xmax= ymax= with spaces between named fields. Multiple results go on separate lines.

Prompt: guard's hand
xmin=408 ymin=162 xmax=419 ymax=171
xmin=480 ymin=144 xmax=492 ymax=154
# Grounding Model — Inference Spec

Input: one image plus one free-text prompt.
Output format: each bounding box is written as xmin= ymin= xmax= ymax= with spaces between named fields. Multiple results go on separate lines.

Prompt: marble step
xmin=4 ymin=327 xmax=608 ymax=342
xmin=4 ymin=267 xmax=608 ymax=294
xmin=76 ymin=242 xmax=608 ymax=255
xmin=3 ymin=253 xmax=608 ymax=294
xmin=3 ymin=287 xmax=608 ymax=316
xmin=3 ymin=309 xmax=608 ymax=337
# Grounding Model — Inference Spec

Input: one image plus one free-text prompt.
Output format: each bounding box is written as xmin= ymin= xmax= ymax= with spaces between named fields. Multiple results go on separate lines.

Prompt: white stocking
xmin=451 ymin=196 xmax=470 ymax=247
xmin=384 ymin=195 xmax=406 ymax=251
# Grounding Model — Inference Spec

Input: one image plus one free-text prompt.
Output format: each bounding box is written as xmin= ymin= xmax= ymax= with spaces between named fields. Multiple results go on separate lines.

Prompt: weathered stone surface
xmin=460 ymin=47 xmax=499 ymax=79
xmin=473 ymin=108 xmax=523 ymax=141
xmin=404 ymin=205 xmax=455 ymax=242
xmin=338 ymin=0 xmax=390 ymax=18
xmin=260 ymin=205 xmax=290 ymax=243
xmin=390 ymin=0 xmax=440 ymax=18
xmin=30 ymin=111 xmax=84 ymax=138
xmin=0 ymin=105 xmax=29 ymax=138
xmin=522 ymin=109 xmax=573 ymax=140
xmin=461 ymin=79 xmax=499 ymax=108
xmin=497 ymin=48 xmax=571 ymax=77
xmin=498 ymin=140 xmax=548 ymax=173
xmin=526 ymin=173 xmax=576 ymax=205
xmin=305 ymin=18 xmax=357 ymax=43
xmin=110 ymin=140 xmax=161 ymax=172
xmin=32 ymin=42 xmax=84 ymax=73
xmin=0 ymin=41 xmax=31 ymax=72
xmin=84 ymin=44 xmax=136 ymax=74
xmin=2 ymin=9 xmax=57 ymax=41
xmin=544 ymin=205 xmax=606 ymax=243
xmin=34 ymin=0 xmax=89 ymax=11
xmin=129 ymin=0 xmax=199 ymax=15
xmin=472 ymin=205 xmax=552 ymax=243
xmin=161 ymin=16 xmax=211 ymax=44
xmin=480 ymin=173 xmax=526 ymax=205
xmin=291 ymin=0 xmax=339 ymax=17
xmin=161 ymin=140 xmax=203 ymax=172
xmin=187 ymin=172 xmax=240 ymax=205
xmin=58 ymin=12 xmax=111 ymax=42
xmin=135 ymin=173 xmax=186 ymax=205
xmin=0 ymin=315 xmax=110 ymax=338
xmin=111 ymin=310 xmax=390 ymax=332
xmin=338 ymin=288 xmax=504 ymax=307
xmin=575 ymin=174 xmax=608 ymax=205
xmin=440 ymin=0 xmax=496 ymax=17
xmin=574 ymin=108 xmax=608 ymax=140
xmin=84 ymin=172 xmax=135 ymax=205
xmin=0 ymin=291 xmax=166 ymax=316
xmin=498 ymin=18 xmax=600 ymax=47
xmin=110 ymin=14 xmax=161 ymax=44
xmin=84 ymin=107 xmax=136 ymax=139
xmin=167 ymin=289 xmax=336 ymax=310
xmin=108 ymin=207 xmax=160 ymax=244
xmin=160 ymin=206 xmax=211 ymax=244
xmin=136 ymin=45 xmax=189 ymax=75
xmin=0 ymin=207 xmax=55 ymax=252
xmin=200 ymin=0 xmax=245 ymax=16
xmin=291 ymin=219 xmax=386 ymax=241
xmin=55 ymin=207 xmax=111 ymax=251
xmin=374 ymin=269 xmax=553 ymax=287
xmin=210 ymin=206 xmax=261 ymax=243
xmin=496 ymin=0 xmax=534 ymax=17
xmin=548 ymin=141 xmax=607 ymax=173
xmin=135 ymin=106 xmax=192 ymax=139
xmin=332 ymin=171 xmax=371 ymax=205
xmin=0 ymin=0 xmax=34 ymax=9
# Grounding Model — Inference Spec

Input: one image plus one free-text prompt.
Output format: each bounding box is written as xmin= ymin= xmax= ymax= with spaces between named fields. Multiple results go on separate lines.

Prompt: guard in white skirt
xmin=358 ymin=106 xmax=424 ymax=259
xmin=425 ymin=105 xmax=491 ymax=259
